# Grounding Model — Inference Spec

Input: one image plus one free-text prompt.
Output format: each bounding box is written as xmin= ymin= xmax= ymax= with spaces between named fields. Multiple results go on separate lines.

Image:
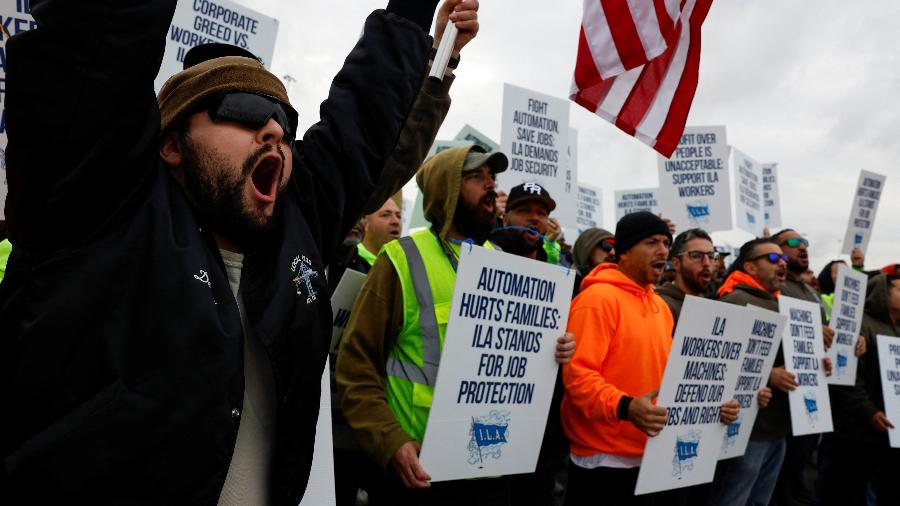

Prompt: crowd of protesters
xmin=1 ymin=0 xmax=898 ymax=505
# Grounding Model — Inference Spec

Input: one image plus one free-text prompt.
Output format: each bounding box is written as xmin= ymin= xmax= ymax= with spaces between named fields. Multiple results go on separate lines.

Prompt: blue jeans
xmin=706 ymin=438 xmax=786 ymax=506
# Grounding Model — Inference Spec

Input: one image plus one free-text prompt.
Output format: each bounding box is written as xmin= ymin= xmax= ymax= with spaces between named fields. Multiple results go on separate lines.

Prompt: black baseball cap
xmin=506 ymin=182 xmax=557 ymax=213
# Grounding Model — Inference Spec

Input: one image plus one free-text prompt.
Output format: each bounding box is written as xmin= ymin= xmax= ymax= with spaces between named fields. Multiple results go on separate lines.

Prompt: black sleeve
xmin=290 ymin=8 xmax=435 ymax=263
xmin=4 ymin=0 xmax=176 ymax=255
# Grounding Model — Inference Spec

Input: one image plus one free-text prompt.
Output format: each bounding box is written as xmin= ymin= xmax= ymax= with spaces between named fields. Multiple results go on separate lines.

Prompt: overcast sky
xmin=243 ymin=0 xmax=898 ymax=272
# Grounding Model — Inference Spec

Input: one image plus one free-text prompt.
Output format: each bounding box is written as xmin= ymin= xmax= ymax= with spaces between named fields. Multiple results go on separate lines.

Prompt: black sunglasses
xmin=207 ymin=91 xmax=298 ymax=142
xmin=749 ymin=252 xmax=788 ymax=264
xmin=599 ymin=239 xmax=615 ymax=252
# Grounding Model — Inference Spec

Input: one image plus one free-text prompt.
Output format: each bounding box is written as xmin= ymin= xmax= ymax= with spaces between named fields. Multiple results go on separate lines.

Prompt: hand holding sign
xmin=554 ymin=332 xmax=575 ymax=364
xmin=437 ymin=0 xmax=479 ymax=57
xmin=718 ymin=399 xmax=739 ymax=425
xmin=628 ymin=390 xmax=667 ymax=437
xmin=856 ymin=335 xmax=867 ymax=356
xmin=871 ymin=412 xmax=895 ymax=433
xmin=757 ymin=387 xmax=773 ymax=408
xmin=392 ymin=441 xmax=432 ymax=489
xmin=770 ymin=366 xmax=799 ymax=393
xmin=823 ymin=325 xmax=835 ymax=351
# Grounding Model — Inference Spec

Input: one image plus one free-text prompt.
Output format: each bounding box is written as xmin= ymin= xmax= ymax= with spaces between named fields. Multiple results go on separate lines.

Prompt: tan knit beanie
xmin=157 ymin=56 xmax=290 ymax=134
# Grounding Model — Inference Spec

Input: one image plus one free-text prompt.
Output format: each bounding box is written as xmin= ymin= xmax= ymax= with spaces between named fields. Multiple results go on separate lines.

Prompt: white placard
xmin=657 ymin=126 xmax=731 ymax=232
xmin=614 ymin=188 xmax=660 ymax=221
xmin=418 ymin=246 xmax=575 ymax=482
xmin=154 ymin=0 xmax=279 ymax=90
xmin=563 ymin=128 xmax=580 ymax=238
xmin=329 ymin=269 xmax=367 ymax=354
xmin=841 ymin=170 xmax=887 ymax=254
xmin=500 ymin=83 xmax=574 ymax=232
xmin=732 ymin=148 xmax=764 ymax=237
xmin=299 ymin=357 xmax=337 ymax=506
xmin=876 ymin=334 xmax=900 ymax=448
xmin=719 ymin=307 xmax=787 ymax=460
xmin=1 ymin=0 xmax=37 ymax=221
xmin=454 ymin=124 xmax=500 ymax=153
xmin=779 ymin=296 xmax=834 ymax=436
xmin=635 ymin=296 xmax=750 ymax=495
xmin=761 ymin=163 xmax=782 ymax=228
xmin=826 ymin=265 xmax=868 ymax=385
xmin=575 ymin=183 xmax=603 ymax=237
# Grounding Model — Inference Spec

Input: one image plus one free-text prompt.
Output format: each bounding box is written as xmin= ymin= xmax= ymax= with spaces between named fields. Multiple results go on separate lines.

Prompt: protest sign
xmin=635 ymin=296 xmax=749 ymax=495
xmin=732 ymin=148 xmax=764 ymax=237
xmin=719 ymin=307 xmax=787 ymax=460
xmin=575 ymin=183 xmax=603 ymax=237
xmin=419 ymin=246 xmax=574 ymax=481
xmin=614 ymin=188 xmax=660 ymax=221
xmin=761 ymin=163 xmax=782 ymax=228
xmin=1 ymin=0 xmax=37 ymax=221
xmin=657 ymin=126 xmax=731 ymax=232
xmin=841 ymin=170 xmax=887 ymax=254
xmin=876 ymin=335 xmax=900 ymax=448
xmin=329 ymin=269 xmax=367 ymax=355
xmin=500 ymin=83 xmax=574 ymax=232
xmin=826 ymin=265 xmax=868 ymax=386
xmin=563 ymin=129 xmax=580 ymax=237
xmin=428 ymin=139 xmax=471 ymax=158
xmin=779 ymin=296 xmax=833 ymax=436
xmin=300 ymin=357 xmax=337 ymax=506
xmin=455 ymin=124 xmax=500 ymax=153
xmin=154 ymin=0 xmax=279 ymax=90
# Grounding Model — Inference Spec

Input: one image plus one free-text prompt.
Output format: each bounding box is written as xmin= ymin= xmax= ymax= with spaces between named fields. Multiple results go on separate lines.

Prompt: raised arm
xmin=5 ymin=0 xmax=176 ymax=254
xmin=292 ymin=0 xmax=480 ymax=262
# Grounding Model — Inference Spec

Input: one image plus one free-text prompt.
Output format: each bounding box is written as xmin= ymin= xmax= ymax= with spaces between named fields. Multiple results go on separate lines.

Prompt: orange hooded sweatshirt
xmin=561 ymin=263 xmax=674 ymax=458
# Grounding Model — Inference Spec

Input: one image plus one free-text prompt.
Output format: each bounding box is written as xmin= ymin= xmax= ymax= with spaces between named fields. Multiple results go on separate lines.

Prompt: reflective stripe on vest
xmin=382 ymin=231 xmax=494 ymax=441
xmin=385 ymin=236 xmax=441 ymax=387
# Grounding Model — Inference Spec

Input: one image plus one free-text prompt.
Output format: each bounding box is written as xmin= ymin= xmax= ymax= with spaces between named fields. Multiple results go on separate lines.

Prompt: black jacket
xmin=0 ymin=0 xmax=433 ymax=504
xmin=832 ymin=274 xmax=900 ymax=443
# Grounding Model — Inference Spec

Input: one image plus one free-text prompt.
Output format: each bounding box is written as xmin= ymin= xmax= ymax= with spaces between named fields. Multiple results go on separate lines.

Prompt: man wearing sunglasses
xmin=1 ymin=0 xmax=481 ymax=503
xmin=657 ymin=228 xmax=715 ymax=324
xmin=770 ymin=230 xmax=841 ymax=506
xmin=709 ymin=238 xmax=832 ymax=506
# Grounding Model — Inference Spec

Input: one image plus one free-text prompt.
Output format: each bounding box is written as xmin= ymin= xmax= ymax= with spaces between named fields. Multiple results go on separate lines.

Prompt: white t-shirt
xmin=218 ymin=249 xmax=277 ymax=506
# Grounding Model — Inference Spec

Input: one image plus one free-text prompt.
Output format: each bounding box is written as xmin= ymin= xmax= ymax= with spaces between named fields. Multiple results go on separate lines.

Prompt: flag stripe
xmin=571 ymin=0 xmax=713 ymax=157
xmin=627 ymin=0 xmax=669 ymax=62
xmin=573 ymin=27 xmax=603 ymax=97
xmin=614 ymin=22 xmax=682 ymax=135
xmin=651 ymin=0 xmax=713 ymax=155
xmin=598 ymin=66 xmax=643 ymax=119
xmin=654 ymin=0 xmax=678 ymax=41
xmin=582 ymin=0 xmax=625 ymax=79
xmin=600 ymin=0 xmax=648 ymax=71
xmin=633 ymin=0 xmax=696 ymax=141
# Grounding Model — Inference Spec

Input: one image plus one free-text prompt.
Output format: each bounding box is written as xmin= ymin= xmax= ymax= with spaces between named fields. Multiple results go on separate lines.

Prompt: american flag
xmin=571 ymin=0 xmax=714 ymax=158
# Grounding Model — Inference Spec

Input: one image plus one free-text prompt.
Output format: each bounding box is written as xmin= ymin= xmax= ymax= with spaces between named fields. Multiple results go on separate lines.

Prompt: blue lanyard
xmin=431 ymin=229 xmax=474 ymax=272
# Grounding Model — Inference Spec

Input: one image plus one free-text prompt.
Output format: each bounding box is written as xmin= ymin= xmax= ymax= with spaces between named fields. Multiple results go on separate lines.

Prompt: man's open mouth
xmin=480 ymin=197 xmax=495 ymax=214
xmin=250 ymin=153 xmax=283 ymax=203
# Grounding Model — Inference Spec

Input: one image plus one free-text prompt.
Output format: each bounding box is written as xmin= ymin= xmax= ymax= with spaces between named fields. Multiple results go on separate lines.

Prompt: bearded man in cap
xmin=0 ymin=0 xmax=481 ymax=503
xmin=336 ymin=145 xmax=575 ymax=505
xmin=491 ymin=182 xmax=557 ymax=262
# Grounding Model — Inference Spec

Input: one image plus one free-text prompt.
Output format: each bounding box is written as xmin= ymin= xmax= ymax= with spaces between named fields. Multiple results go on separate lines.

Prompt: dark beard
xmin=491 ymin=228 xmax=541 ymax=256
xmin=787 ymin=258 xmax=806 ymax=274
xmin=181 ymin=137 xmax=283 ymax=246
xmin=452 ymin=196 xmax=496 ymax=244
xmin=681 ymin=270 xmax=710 ymax=294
